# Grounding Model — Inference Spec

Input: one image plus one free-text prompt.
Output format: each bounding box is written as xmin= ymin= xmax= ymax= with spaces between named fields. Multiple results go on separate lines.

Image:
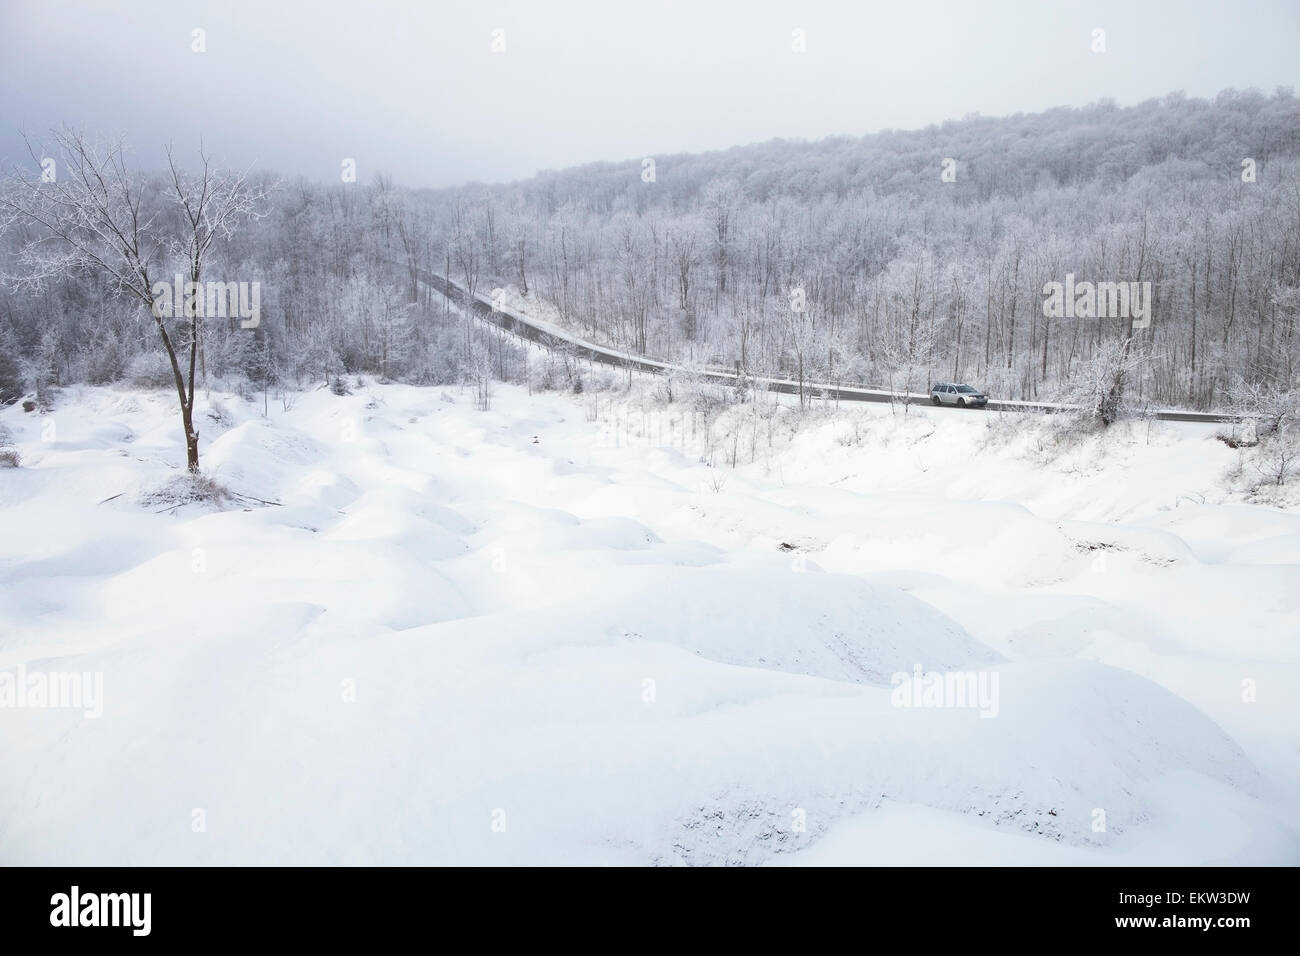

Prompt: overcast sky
xmin=2 ymin=0 xmax=1298 ymax=189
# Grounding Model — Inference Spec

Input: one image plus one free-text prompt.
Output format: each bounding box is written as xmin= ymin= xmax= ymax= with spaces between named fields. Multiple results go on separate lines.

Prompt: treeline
xmin=3 ymin=88 xmax=1300 ymax=414
xmin=425 ymin=87 xmax=1300 ymax=411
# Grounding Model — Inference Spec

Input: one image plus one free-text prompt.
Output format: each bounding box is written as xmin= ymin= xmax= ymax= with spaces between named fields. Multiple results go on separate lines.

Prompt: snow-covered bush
xmin=1219 ymin=380 xmax=1300 ymax=500
xmin=0 ymin=424 xmax=19 ymax=467
xmin=204 ymin=398 xmax=235 ymax=432
xmin=126 ymin=351 xmax=177 ymax=389
xmin=1254 ymin=432 xmax=1300 ymax=488
xmin=83 ymin=327 xmax=128 ymax=385
xmin=1226 ymin=379 xmax=1298 ymax=443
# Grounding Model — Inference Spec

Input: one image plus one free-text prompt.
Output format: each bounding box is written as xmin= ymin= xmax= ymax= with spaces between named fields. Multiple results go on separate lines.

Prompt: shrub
xmin=84 ymin=330 xmax=127 ymax=385
xmin=126 ymin=351 xmax=177 ymax=389
xmin=0 ymin=343 xmax=23 ymax=406
xmin=138 ymin=472 xmax=232 ymax=509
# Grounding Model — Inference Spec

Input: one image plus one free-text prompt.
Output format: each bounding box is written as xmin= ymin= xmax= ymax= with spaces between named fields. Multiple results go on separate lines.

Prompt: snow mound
xmin=204 ymin=419 xmax=328 ymax=502
xmin=593 ymin=566 xmax=1000 ymax=684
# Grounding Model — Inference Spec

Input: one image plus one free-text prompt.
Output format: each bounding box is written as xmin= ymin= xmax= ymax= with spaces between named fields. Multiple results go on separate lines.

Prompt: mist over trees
xmin=3 ymin=88 xmax=1300 ymax=417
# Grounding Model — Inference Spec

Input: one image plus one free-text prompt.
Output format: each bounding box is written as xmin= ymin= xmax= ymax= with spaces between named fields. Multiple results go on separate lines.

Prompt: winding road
xmin=416 ymin=268 xmax=1235 ymax=424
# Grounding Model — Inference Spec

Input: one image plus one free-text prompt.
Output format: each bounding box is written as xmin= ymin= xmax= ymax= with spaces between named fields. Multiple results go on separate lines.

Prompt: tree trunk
xmin=183 ymin=404 xmax=200 ymax=472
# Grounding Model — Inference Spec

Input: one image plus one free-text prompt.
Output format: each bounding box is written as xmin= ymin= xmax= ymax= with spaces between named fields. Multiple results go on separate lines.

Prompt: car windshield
xmin=956 ymin=385 xmax=978 ymax=393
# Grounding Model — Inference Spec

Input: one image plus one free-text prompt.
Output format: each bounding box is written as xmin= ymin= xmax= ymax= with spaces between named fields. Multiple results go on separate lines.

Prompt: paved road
xmin=418 ymin=268 xmax=1237 ymax=424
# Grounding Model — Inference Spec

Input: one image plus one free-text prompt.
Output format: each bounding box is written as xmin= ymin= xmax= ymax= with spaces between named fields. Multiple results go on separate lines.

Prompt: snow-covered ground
xmin=1 ymin=382 xmax=1296 ymax=865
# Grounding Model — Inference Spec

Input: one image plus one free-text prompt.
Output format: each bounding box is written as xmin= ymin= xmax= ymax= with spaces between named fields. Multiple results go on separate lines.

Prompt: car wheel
xmin=931 ymin=396 xmax=941 ymax=406
xmin=957 ymin=398 xmax=966 ymax=408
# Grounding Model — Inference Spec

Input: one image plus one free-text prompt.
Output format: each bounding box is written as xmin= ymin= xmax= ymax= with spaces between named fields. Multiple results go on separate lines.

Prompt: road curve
xmin=416 ymin=268 xmax=1237 ymax=425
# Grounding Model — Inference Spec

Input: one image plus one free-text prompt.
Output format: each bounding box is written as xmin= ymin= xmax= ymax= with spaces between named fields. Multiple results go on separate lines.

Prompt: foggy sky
xmin=2 ymin=0 xmax=1298 ymax=189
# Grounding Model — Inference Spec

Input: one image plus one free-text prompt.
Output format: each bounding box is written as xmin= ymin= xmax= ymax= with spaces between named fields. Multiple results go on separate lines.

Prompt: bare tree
xmin=1 ymin=129 xmax=269 ymax=470
xmin=701 ymin=178 xmax=740 ymax=298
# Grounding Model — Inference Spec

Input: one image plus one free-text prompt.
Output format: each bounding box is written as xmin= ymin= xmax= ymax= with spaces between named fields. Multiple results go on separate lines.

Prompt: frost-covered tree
xmin=0 ymin=130 xmax=268 ymax=470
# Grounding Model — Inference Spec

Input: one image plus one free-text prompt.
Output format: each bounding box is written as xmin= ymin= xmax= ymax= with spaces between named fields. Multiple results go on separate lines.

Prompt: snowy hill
xmin=0 ymin=384 xmax=1296 ymax=865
